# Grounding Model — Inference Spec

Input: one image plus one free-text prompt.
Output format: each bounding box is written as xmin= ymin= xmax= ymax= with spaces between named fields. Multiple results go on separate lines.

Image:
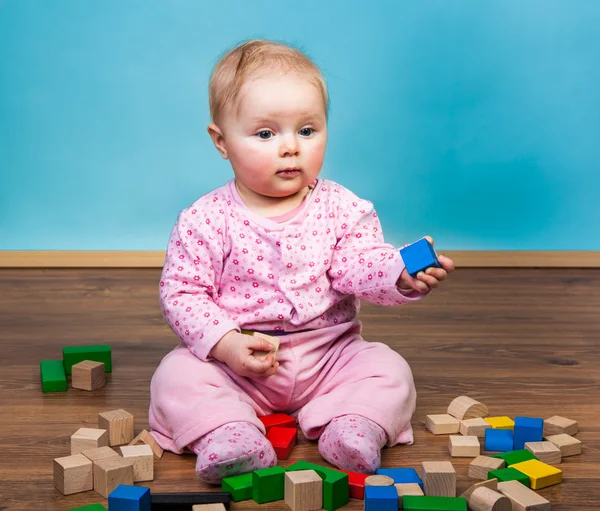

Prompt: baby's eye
xmin=257 ymin=130 xmax=272 ymax=140
xmin=299 ymin=127 xmax=314 ymax=137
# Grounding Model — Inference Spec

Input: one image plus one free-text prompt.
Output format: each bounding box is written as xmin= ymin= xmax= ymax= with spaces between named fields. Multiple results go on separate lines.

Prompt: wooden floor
xmin=0 ymin=268 xmax=598 ymax=510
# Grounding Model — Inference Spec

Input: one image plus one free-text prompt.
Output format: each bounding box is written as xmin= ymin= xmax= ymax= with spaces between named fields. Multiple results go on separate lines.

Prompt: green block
xmin=222 ymin=472 xmax=253 ymax=501
xmin=63 ymin=344 xmax=112 ymax=374
xmin=403 ymin=495 xmax=467 ymax=510
xmin=253 ymin=466 xmax=285 ymax=503
xmin=40 ymin=360 xmax=67 ymax=392
xmin=67 ymin=505 xmax=107 ymax=511
xmin=488 ymin=467 xmax=531 ymax=487
xmin=491 ymin=449 xmax=537 ymax=466
xmin=286 ymin=461 xmax=349 ymax=511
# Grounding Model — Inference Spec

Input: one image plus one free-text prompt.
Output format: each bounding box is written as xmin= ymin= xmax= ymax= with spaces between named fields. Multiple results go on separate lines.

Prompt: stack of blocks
xmin=259 ymin=412 xmax=298 ymax=460
xmin=40 ymin=344 xmax=111 ymax=392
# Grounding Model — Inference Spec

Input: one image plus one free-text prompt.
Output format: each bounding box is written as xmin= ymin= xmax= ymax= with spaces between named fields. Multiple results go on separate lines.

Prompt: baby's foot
xmin=318 ymin=414 xmax=387 ymax=474
xmin=189 ymin=421 xmax=276 ymax=484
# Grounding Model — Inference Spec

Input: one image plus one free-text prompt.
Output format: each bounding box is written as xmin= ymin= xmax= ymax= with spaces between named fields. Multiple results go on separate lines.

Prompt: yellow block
xmin=509 ymin=459 xmax=562 ymax=489
xmin=484 ymin=416 xmax=515 ymax=430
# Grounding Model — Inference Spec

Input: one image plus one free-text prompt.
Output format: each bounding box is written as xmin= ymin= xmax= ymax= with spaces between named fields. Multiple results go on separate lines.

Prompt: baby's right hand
xmin=209 ymin=330 xmax=279 ymax=378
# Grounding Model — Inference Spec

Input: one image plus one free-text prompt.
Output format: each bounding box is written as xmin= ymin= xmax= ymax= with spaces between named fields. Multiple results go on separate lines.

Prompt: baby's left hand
xmin=397 ymin=236 xmax=455 ymax=293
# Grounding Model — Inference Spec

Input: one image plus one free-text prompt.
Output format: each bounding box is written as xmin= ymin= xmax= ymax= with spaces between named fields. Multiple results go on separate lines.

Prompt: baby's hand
xmin=209 ymin=330 xmax=279 ymax=378
xmin=397 ymin=236 xmax=455 ymax=293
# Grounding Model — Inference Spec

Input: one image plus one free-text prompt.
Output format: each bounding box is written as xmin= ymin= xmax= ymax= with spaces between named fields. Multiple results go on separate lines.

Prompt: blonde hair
xmin=209 ymin=39 xmax=329 ymax=126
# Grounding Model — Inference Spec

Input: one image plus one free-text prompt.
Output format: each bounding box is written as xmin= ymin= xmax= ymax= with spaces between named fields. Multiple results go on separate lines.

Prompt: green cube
xmin=40 ymin=360 xmax=67 ymax=392
xmin=488 ymin=467 xmax=531 ymax=487
xmin=403 ymin=495 xmax=467 ymax=510
xmin=286 ymin=460 xmax=348 ymax=511
xmin=67 ymin=505 xmax=107 ymax=510
xmin=222 ymin=472 xmax=253 ymax=501
xmin=63 ymin=344 xmax=112 ymax=374
xmin=491 ymin=449 xmax=537 ymax=466
xmin=253 ymin=466 xmax=285 ymax=503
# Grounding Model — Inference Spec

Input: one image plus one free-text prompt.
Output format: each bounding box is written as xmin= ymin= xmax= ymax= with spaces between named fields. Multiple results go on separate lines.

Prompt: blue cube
xmin=513 ymin=416 xmax=543 ymax=450
xmin=485 ymin=428 xmax=514 ymax=452
xmin=108 ymin=485 xmax=150 ymax=511
xmin=375 ymin=467 xmax=423 ymax=490
xmin=400 ymin=238 xmax=441 ymax=277
xmin=365 ymin=485 xmax=398 ymax=511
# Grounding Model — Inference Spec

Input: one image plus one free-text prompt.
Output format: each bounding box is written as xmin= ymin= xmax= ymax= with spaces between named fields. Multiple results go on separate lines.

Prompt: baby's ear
xmin=207 ymin=123 xmax=229 ymax=159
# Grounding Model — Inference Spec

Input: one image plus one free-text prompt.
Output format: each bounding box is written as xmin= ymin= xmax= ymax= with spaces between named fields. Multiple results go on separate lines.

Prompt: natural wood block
xmin=421 ymin=461 xmax=456 ymax=497
xmin=396 ymin=483 xmax=424 ymax=509
xmin=71 ymin=428 xmax=108 ymax=454
xmin=447 ymin=396 xmax=489 ymax=420
xmin=470 ymin=486 xmax=511 ymax=511
xmin=81 ymin=445 xmax=119 ymax=463
xmin=72 ymin=360 xmax=106 ymax=391
xmin=544 ymin=415 xmax=578 ymax=436
xmin=459 ymin=478 xmax=498 ymax=501
xmin=460 ymin=418 xmax=491 ymax=438
xmin=93 ymin=457 xmax=134 ymax=498
xmin=469 ymin=456 xmax=505 ymax=480
xmin=284 ymin=470 xmax=322 ymax=511
xmin=98 ymin=409 xmax=134 ymax=446
xmin=525 ymin=441 xmax=562 ymax=464
xmin=129 ymin=429 xmax=164 ymax=458
xmin=497 ymin=480 xmax=551 ymax=510
xmin=192 ymin=505 xmax=227 ymax=511
xmin=509 ymin=460 xmax=562 ymax=490
xmin=120 ymin=444 xmax=154 ymax=482
xmin=365 ymin=475 xmax=395 ymax=486
xmin=425 ymin=414 xmax=461 ymax=435
xmin=484 ymin=416 xmax=515 ymax=430
xmin=545 ymin=433 xmax=582 ymax=457
xmin=53 ymin=454 xmax=93 ymax=495
xmin=449 ymin=435 xmax=480 ymax=457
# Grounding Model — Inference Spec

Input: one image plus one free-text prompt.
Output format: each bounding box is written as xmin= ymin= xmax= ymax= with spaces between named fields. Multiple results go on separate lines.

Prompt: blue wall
xmin=1 ymin=0 xmax=599 ymax=250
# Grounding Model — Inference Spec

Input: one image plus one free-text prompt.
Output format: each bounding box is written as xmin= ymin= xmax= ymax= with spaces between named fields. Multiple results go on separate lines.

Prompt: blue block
xmin=375 ymin=467 xmax=424 ymax=490
xmin=108 ymin=485 xmax=151 ymax=511
xmin=513 ymin=416 xmax=544 ymax=450
xmin=485 ymin=428 xmax=514 ymax=452
xmin=400 ymin=238 xmax=441 ymax=277
xmin=365 ymin=486 xmax=398 ymax=511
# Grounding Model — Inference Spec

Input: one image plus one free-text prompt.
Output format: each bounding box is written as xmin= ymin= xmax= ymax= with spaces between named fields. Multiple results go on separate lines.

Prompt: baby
xmin=149 ymin=39 xmax=455 ymax=484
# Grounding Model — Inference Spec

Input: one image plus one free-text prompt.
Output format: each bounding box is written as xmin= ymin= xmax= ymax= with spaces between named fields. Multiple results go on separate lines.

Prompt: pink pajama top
xmin=159 ymin=179 xmax=424 ymax=361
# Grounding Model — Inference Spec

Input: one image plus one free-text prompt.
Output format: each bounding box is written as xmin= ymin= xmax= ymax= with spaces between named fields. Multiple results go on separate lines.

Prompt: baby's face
xmin=220 ymin=71 xmax=328 ymax=200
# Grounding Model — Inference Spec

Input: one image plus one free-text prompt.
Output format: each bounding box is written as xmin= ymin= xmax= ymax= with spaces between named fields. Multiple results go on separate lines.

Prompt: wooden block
xmin=192 ymin=505 xmax=227 ymax=511
xmin=253 ymin=466 xmax=285 ymax=504
xmin=513 ymin=416 xmax=543 ymax=450
xmin=129 ymin=429 xmax=164 ymax=458
xmin=93 ymin=457 xmax=134 ymax=498
xmin=81 ymin=445 xmax=119 ymax=463
xmin=98 ymin=409 xmax=134 ymax=446
xmin=497 ymin=480 xmax=551 ymax=510
xmin=266 ymin=425 xmax=297 ymax=460
xmin=258 ymin=413 xmax=297 ymax=433
xmin=40 ymin=360 xmax=67 ymax=392
xmin=53 ymin=454 xmax=93 ymax=495
xmin=338 ymin=470 xmax=367 ymax=500
xmin=72 ymin=360 xmax=106 ymax=391
xmin=459 ymin=478 xmax=497 ymax=501
xmin=284 ymin=470 xmax=322 ymax=511
xmin=509 ymin=459 xmax=562 ymax=490
xmin=376 ymin=468 xmax=423 ymax=490
xmin=108 ymin=484 xmax=151 ymax=510
xmin=421 ymin=461 xmax=456 ymax=497
xmin=484 ymin=428 xmax=514 ymax=452
xmin=71 ymin=428 xmax=108 ymax=454
xmin=525 ymin=441 xmax=562 ymax=464
xmin=63 ymin=344 xmax=112 ymax=374
xmin=425 ymin=414 xmax=461 ymax=435
xmin=151 ymin=492 xmax=230 ymax=509
xmin=484 ymin=416 xmax=515 ymax=430
xmin=460 ymin=418 xmax=491 ymax=438
xmin=447 ymin=396 xmax=489 ymax=420
xmin=66 ymin=505 xmax=107 ymax=511
xmin=470 ymin=486 xmax=511 ymax=511
xmin=544 ymin=415 xmax=577 ymax=436
xmin=490 ymin=449 xmax=536 ymax=466
xmin=469 ymin=456 xmax=505 ymax=480
xmin=222 ymin=472 xmax=253 ymax=502
xmin=545 ymin=432 xmax=582 ymax=457
xmin=365 ymin=475 xmax=395 ymax=486
xmin=120 ymin=444 xmax=154 ymax=482
xmin=396 ymin=483 xmax=424 ymax=510
xmin=402 ymin=495 xmax=467 ymax=510
xmin=286 ymin=460 xmax=349 ymax=511
xmin=449 ymin=435 xmax=480 ymax=457
xmin=487 ymin=468 xmax=530 ymax=488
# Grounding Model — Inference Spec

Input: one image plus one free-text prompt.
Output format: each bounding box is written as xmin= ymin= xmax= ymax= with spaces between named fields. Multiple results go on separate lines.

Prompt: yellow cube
xmin=484 ymin=416 xmax=515 ymax=430
xmin=509 ymin=459 xmax=562 ymax=489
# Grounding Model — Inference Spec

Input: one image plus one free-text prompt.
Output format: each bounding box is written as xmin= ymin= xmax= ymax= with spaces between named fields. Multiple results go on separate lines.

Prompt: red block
xmin=338 ymin=469 xmax=368 ymax=500
xmin=266 ymin=426 xmax=297 ymax=460
xmin=259 ymin=413 xmax=296 ymax=433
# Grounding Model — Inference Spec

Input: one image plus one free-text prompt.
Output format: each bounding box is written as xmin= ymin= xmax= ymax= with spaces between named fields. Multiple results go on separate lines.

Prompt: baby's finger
xmin=437 ymin=255 xmax=455 ymax=272
xmin=416 ymin=272 xmax=439 ymax=289
xmin=425 ymin=267 xmax=447 ymax=281
xmin=244 ymin=354 xmax=274 ymax=374
xmin=406 ymin=274 xmax=429 ymax=293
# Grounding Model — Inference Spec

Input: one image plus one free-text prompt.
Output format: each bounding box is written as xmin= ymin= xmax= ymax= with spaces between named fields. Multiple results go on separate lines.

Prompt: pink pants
xmin=148 ymin=321 xmax=416 ymax=454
